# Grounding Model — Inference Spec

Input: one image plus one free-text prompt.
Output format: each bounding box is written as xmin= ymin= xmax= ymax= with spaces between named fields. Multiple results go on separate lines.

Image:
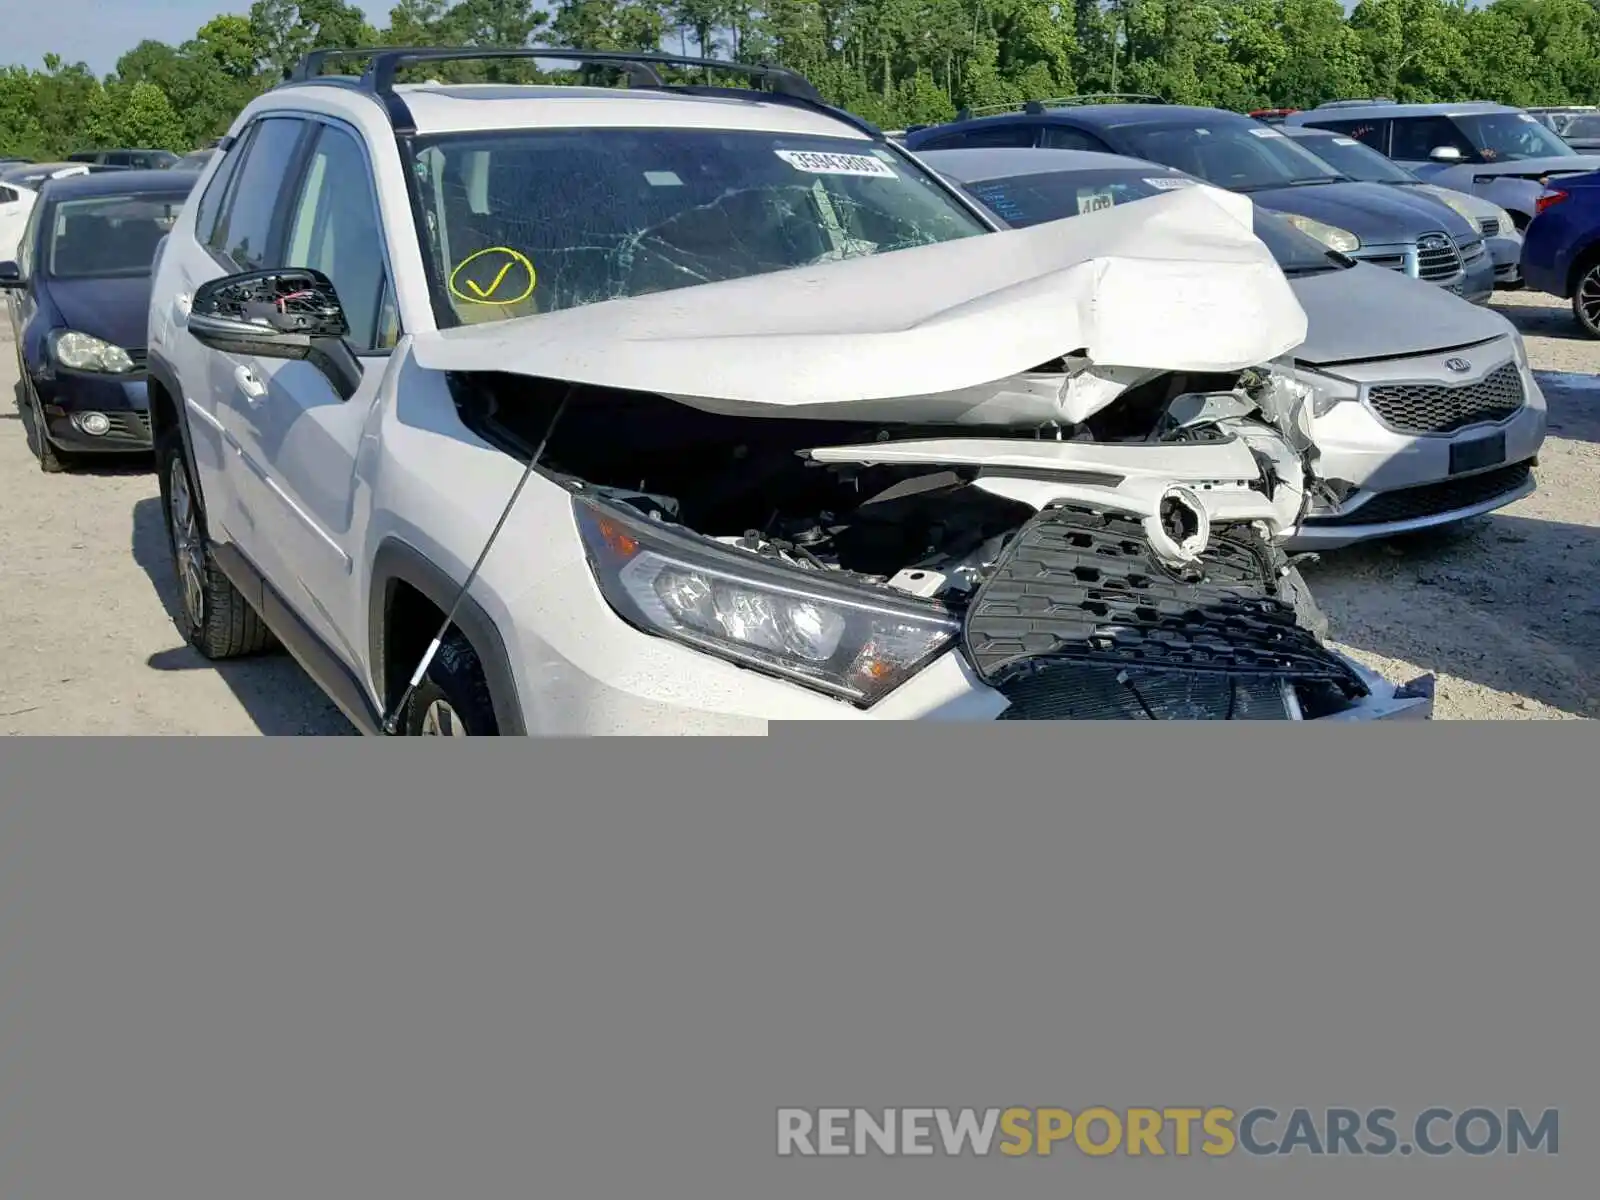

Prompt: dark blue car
xmin=904 ymin=101 xmax=1495 ymax=302
xmin=1 ymin=169 xmax=196 ymax=471
xmin=1520 ymin=170 xmax=1600 ymax=338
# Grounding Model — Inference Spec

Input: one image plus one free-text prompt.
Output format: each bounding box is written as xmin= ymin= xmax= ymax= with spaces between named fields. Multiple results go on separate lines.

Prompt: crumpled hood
xmin=1290 ymin=261 xmax=1513 ymax=365
xmin=410 ymin=184 xmax=1308 ymax=423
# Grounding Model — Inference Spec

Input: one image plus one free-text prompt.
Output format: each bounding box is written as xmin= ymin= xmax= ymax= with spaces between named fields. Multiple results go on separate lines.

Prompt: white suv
xmin=145 ymin=48 xmax=1433 ymax=732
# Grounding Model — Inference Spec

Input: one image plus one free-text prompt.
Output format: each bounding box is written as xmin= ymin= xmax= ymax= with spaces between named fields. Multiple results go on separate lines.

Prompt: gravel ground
xmin=1 ymin=288 xmax=1595 ymax=733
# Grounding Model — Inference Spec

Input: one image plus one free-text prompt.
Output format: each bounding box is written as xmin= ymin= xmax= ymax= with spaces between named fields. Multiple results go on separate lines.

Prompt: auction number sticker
xmin=1077 ymin=187 xmax=1116 ymax=214
xmin=776 ymin=149 xmax=898 ymax=178
xmin=1144 ymin=176 xmax=1197 ymax=190
xmin=1248 ymin=126 xmax=1286 ymax=138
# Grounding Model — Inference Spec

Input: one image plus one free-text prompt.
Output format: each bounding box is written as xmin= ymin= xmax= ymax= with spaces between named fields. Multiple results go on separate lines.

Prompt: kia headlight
xmin=574 ymin=498 xmax=960 ymax=706
xmin=1272 ymin=358 xmax=1358 ymax=420
xmin=1283 ymin=214 xmax=1361 ymax=253
xmin=49 ymin=330 xmax=135 ymax=374
xmin=1488 ymin=202 xmax=1518 ymax=236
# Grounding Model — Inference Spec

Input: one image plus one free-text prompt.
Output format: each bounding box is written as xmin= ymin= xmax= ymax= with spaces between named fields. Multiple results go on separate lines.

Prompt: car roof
xmin=915 ymin=145 xmax=1179 ymax=181
xmin=1296 ymin=100 xmax=1518 ymax=120
xmin=274 ymin=80 xmax=877 ymax=141
xmin=38 ymin=168 xmax=198 ymax=198
xmin=952 ymin=103 xmax=1251 ymax=132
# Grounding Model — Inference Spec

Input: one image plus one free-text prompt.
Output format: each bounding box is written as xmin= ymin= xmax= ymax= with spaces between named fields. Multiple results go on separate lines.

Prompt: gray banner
xmin=0 ymin=730 xmax=1592 ymax=1199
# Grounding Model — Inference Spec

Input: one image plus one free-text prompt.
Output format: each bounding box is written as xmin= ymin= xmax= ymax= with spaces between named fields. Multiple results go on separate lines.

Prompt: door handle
xmin=233 ymin=364 xmax=267 ymax=402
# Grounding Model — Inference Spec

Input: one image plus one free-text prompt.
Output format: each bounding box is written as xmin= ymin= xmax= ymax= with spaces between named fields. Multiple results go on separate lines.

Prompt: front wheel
xmin=402 ymin=631 xmax=499 ymax=736
xmin=25 ymin=381 xmax=76 ymax=473
xmin=1571 ymin=262 xmax=1600 ymax=338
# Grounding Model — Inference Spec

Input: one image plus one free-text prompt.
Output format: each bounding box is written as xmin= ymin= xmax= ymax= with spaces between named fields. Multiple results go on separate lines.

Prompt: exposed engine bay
xmin=449 ymin=364 xmax=1370 ymax=719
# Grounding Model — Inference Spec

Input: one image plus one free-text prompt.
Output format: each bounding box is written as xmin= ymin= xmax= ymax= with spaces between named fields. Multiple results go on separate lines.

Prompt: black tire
xmin=402 ymin=631 xmax=499 ymax=736
xmin=1571 ymin=260 xmax=1600 ymax=338
xmin=20 ymin=370 xmax=76 ymax=473
xmin=155 ymin=425 xmax=275 ymax=659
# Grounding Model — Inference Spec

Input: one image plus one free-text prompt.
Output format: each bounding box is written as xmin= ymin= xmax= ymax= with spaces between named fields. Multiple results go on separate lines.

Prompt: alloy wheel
xmin=1576 ymin=265 xmax=1600 ymax=336
xmin=418 ymin=699 xmax=468 ymax=736
xmin=167 ymin=459 xmax=206 ymax=630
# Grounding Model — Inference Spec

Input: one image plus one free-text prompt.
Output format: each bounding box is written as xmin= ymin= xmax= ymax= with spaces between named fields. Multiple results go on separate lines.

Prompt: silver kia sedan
xmin=916 ymin=147 xmax=1548 ymax=550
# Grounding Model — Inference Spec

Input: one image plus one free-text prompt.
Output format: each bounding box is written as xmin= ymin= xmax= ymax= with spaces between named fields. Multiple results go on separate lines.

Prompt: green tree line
xmin=5 ymin=0 xmax=1600 ymax=157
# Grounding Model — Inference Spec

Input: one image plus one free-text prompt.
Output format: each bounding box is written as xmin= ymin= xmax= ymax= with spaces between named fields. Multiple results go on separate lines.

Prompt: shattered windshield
xmin=407 ymin=128 xmax=989 ymax=327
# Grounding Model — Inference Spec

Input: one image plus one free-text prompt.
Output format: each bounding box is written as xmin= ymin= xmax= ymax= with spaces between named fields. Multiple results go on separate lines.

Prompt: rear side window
xmin=17 ymin=199 xmax=42 ymax=276
xmin=207 ymin=116 xmax=309 ymax=270
xmin=927 ymin=123 xmax=1038 ymax=150
xmin=1308 ymin=118 xmax=1389 ymax=152
xmin=1038 ymin=126 xmax=1110 ymax=152
xmin=1390 ymin=116 xmax=1476 ymax=162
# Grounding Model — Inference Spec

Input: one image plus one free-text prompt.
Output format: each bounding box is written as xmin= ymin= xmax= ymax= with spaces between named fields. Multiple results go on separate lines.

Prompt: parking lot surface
xmin=2 ymin=288 xmax=1595 ymax=733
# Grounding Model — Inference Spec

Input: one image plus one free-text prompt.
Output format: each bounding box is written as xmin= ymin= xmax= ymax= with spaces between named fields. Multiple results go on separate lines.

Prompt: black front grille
xmin=1361 ymin=252 xmax=1408 ymax=272
xmin=1309 ymin=461 xmax=1533 ymax=527
xmin=1366 ymin=361 xmax=1525 ymax=434
xmin=962 ymin=506 xmax=1367 ymax=697
xmin=997 ymin=662 xmax=1295 ymax=720
xmin=1416 ymin=235 xmax=1462 ymax=281
xmin=101 ymin=411 xmax=152 ymax=442
xmin=1478 ymin=217 xmax=1498 ymax=237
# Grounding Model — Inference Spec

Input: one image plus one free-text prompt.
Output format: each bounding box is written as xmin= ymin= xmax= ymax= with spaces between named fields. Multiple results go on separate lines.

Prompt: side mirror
xmin=187 ymin=267 xmax=361 ymax=400
xmin=0 ymin=260 xmax=22 ymax=289
xmin=1430 ymin=145 xmax=1464 ymax=163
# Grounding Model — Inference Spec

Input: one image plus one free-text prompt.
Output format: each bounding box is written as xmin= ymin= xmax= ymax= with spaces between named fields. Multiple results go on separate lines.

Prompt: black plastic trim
xmin=210 ymin=541 xmax=383 ymax=735
xmin=368 ymin=538 xmax=528 ymax=736
xmin=145 ymin=348 xmax=200 ymax=487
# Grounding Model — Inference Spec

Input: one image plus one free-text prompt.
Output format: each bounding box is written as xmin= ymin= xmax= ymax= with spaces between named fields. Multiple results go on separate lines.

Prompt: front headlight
xmin=1420 ymin=184 xmax=1479 ymax=225
xmin=49 ymin=330 xmax=135 ymax=373
xmin=574 ymin=497 xmax=960 ymax=707
xmin=1488 ymin=203 xmax=1518 ymax=236
xmin=1274 ymin=359 xmax=1358 ymax=419
xmin=1283 ymin=214 xmax=1361 ymax=253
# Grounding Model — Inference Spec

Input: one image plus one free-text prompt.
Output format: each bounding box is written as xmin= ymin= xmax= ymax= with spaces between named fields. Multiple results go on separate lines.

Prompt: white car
xmin=144 ymin=48 xmax=1433 ymax=732
xmin=0 ymin=181 xmax=36 ymax=260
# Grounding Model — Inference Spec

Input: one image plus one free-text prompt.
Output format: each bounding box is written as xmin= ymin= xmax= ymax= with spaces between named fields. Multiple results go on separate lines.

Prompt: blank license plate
xmin=1450 ymin=431 xmax=1506 ymax=474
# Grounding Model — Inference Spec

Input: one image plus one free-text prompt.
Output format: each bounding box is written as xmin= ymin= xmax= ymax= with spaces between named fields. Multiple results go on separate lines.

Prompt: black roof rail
xmin=276 ymin=46 xmax=865 ymax=137
xmin=954 ymin=93 xmax=1166 ymax=120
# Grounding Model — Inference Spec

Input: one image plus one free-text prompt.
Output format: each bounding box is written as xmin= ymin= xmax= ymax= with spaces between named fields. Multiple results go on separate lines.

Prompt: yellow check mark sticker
xmin=466 ymin=260 xmax=515 ymax=298
xmin=448 ymin=246 xmax=537 ymax=306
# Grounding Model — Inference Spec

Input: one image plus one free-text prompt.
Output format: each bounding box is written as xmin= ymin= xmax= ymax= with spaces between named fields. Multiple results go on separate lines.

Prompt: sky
xmin=4 ymin=0 xmax=394 ymax=76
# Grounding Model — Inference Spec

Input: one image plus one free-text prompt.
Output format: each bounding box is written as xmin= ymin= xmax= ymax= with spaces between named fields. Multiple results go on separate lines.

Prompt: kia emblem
xmin=1444 ymin=357 xmax=1471 ymax=373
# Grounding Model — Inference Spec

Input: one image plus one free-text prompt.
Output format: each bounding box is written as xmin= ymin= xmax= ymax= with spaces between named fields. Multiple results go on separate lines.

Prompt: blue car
xmin=1 ymin=169 xmax=196 ymax=471
xmin=904 ymin=100 xmax=1495 ymax=302
xmin=1521 ymin=170 xmax=1600 ymax=338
